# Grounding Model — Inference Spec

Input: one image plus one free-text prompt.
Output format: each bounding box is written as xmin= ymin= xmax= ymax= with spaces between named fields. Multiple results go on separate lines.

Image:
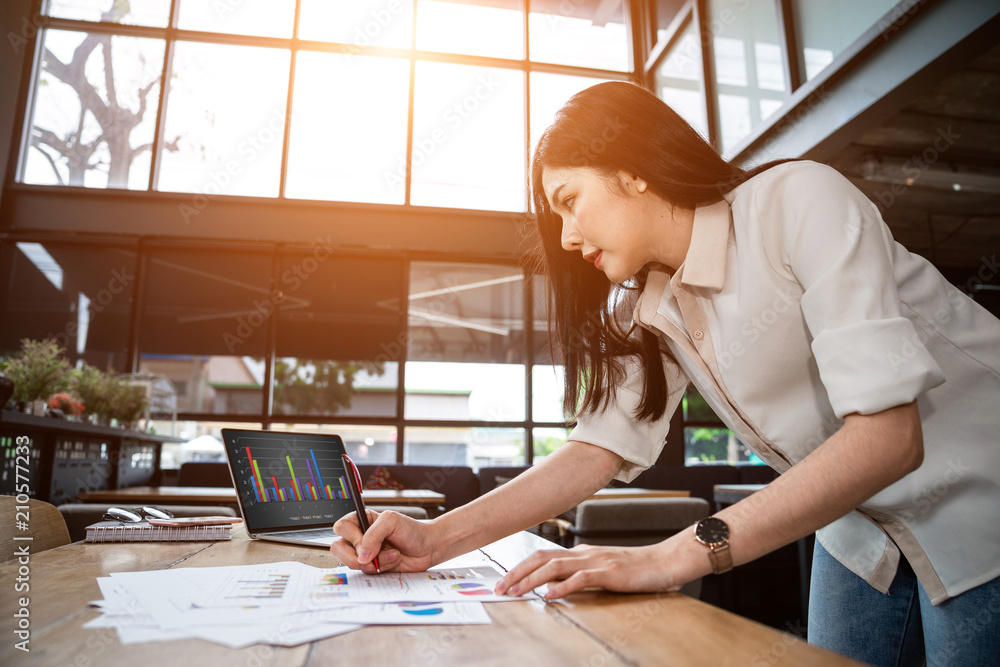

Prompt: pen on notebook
xmin=342 ymin=453 xmax=380 ymax=574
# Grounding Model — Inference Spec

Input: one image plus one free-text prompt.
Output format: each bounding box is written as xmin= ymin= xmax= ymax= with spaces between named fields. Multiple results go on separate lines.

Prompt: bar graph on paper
xmin=236 ymin=443 xmax=352 ymax=505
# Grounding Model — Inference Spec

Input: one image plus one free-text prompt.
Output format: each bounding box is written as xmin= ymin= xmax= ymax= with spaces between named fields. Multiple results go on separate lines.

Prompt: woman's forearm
xmin=663 ymin=401 xmax=924 ymax=585
xmin=428 ymin=440 xmax=623 ymax=564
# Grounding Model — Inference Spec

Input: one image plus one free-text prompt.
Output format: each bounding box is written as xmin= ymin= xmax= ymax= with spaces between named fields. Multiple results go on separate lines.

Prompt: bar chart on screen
xmin=222 ymin=430 xmax=356 ymax=526
xmin=241 ymin=443 xmax=352 ymax=504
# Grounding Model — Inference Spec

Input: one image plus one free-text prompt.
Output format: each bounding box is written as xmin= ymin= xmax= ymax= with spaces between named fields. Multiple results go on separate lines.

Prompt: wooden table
xmin=589 ymin=487 xmax=690 ymax=501
xmin=0 ymin=528 xmax=859 ymax=666
xmin=77 ymin=486 xmax=445 ymax=510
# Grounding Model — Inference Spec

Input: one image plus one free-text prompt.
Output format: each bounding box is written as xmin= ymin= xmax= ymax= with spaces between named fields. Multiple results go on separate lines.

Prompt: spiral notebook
xmin=85 ymin=520 xmax=232 ymax=543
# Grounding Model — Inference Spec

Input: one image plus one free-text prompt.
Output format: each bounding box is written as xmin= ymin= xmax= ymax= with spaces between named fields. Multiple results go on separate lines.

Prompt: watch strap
xmin=707 ymin=543 xmax=733 ymax=575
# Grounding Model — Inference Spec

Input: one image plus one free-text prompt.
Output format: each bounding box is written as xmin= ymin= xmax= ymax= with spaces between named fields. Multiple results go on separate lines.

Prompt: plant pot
xmin=31 ymin=399 xmax=47 ymax=416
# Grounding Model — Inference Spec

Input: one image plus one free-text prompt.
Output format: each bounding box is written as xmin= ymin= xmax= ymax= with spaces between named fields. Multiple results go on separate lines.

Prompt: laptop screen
xmin=221 ymin=429 xmax=357 ymax=534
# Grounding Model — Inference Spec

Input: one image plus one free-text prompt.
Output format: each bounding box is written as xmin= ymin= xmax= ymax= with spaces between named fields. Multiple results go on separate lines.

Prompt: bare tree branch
xmin=28 ymin=141 xmax=66 ymax=185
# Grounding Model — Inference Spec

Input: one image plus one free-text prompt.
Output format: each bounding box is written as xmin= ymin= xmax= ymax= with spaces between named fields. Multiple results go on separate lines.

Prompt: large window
xmin=19 ymin=0 xmax=625 ymax=211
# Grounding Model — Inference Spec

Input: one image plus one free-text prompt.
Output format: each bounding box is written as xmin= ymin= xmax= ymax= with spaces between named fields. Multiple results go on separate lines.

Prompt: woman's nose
xmin=561 ymin=221 xmax=582 ymax=251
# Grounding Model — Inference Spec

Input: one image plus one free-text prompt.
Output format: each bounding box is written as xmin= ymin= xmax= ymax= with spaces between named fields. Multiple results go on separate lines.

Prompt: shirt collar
xmin=677 ymin=198 xmax=731 ymax=291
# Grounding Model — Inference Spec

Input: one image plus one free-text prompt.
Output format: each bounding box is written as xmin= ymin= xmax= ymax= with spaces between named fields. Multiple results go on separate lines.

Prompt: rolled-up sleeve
xmin=568 ymin=355 xmax=687 ymax=482
xmin=772 ymin=163 xmax=945 ymax=418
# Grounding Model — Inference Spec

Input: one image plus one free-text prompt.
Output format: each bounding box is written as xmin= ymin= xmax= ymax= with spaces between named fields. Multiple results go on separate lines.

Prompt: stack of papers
xmin=86 ymin=553 xmax=536 ymax=648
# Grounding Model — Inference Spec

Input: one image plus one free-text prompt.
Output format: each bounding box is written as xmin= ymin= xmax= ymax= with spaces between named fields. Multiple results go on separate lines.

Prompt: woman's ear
xmin=619 ymin=170 xmax=648 ymax=194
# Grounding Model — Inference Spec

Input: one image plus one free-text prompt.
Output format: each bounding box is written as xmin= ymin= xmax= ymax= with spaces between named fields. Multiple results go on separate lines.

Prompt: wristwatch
xmin=693 ymin=516 xmax=732 ymax=575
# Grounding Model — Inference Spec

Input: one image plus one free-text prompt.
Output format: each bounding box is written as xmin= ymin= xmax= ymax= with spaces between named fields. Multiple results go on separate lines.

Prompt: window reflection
xmin=298 ymin=0 xmax=413 ymax=48
xmin=404 ymin=426 xmax=525 ymax=469
xmin=529 ymin=73 xmax=609 ymax=156
xmin=46 ymin=0 xmax=171 ymax=27
xmin=655 ymin=19 xmax=708 ymax=140
xmin=0 ymin=243 xmax=135 ymax=372
xmin=410 ymin=62 xmax=524 ymax=211
xmin=22 ymin=30 xmax=164 ymax=189
xmin=138 ymin=248 xmax=272 ymax=414
xmin=707 ymin=0 xmax=787 ymax=155
xmin=177 ymin=0 xmax=296 ymax=38
xmin=406 ymin=262 xmax=525 ymax=421
xmin=156 ymin=42 xmax=290 ymax=198
xmin=791 ymin=0 xmax=899 ymax=81
xmin=285 ymin=52 xmax=410 ymax=204
xmin=416 ymin=0 xmax=523 ymax=59
xmin=529 ymin=0 xmax=629 ymax=72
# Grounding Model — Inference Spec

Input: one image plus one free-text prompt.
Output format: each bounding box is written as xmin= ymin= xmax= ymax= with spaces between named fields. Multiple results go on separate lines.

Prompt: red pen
xmin=341 ymin=453 xmax=380 ymax=574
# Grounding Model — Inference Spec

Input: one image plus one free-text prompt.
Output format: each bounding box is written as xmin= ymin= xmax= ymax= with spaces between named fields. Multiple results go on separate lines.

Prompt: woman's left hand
xmin=494 ymin=542 xmax=689 ymax=600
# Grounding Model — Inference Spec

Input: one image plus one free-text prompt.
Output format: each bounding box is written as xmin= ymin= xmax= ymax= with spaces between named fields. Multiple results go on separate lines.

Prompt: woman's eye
xmin=563 ymin=197 xmax=575 ymax=210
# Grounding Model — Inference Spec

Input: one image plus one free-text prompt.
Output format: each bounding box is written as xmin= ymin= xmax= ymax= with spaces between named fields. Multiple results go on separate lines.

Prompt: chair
xmin=566 ymin=497 xmax=711 ymax=598
xmin=177 ymin=461 xmax=233 ymax=487
xmin=1 ymin=497 xmax=71 ymax=560
xmin=57 ymin=503 xmax=239 ymax=542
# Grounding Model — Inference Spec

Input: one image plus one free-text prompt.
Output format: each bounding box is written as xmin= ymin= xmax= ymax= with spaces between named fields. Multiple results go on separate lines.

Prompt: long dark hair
xmin=530 ymin=81 xmax=784 ymax=423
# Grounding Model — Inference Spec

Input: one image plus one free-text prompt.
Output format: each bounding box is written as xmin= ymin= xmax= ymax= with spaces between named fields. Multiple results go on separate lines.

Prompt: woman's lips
xmin=584 ymin=251 xmax=602 ymax=268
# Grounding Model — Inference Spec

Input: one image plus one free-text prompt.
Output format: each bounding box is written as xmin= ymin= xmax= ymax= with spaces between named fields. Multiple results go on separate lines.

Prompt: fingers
xmin=495 ymin=549 xmax=580 ymax=597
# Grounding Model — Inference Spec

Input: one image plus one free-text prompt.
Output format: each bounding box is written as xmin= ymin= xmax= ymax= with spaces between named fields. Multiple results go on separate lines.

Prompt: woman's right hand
xmin=331 ymin=509 xmax=438 ymax=574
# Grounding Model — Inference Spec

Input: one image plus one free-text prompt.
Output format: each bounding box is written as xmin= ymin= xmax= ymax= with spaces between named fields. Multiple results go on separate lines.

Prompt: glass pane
xmin=274 ymin=253 xmax=404 ymax=417
xmin=159 ymin=420 xmax=260 ymax=469
xmin=529 ymin=72 xmax=608 ymax=157
xmin=653 ymin=0 xmax=689 ymax=45
xmin=138 ymin=248 xmax=272 ymax=414
xmin=46 ymin=0 xmax=171 ymax=27
xmin=177 ymin=0 xmax=296 ymax=38
xmin=299 ymin=0 xmax=413 ymax=48
xmin=792 ymin=0 xmax=900 ymax=81
xmin=533 ymin=426 xmax=569 ymax=461
xmin=681 ymin=386 xmax=721 ymax=422
xmin=655 ymin=18 xmax=708 ymax=140
xmin=404 ymin=426 xmax=525 ymax=469
xmin=157 ymin=42 xmax=290 ymax=198
xmin=285 ymin=52 xmax=410 ymax=204
xmin=21 ymin=30 xmax=164 ymax=189
xmin=416 ymin=0 xmax=523 ymax=59
xmin=528 ymin=0 xmax=629 ymax=71
xmin=406 ymin=262 xmax=525 ymax=421
xmin=269 ymin=424 xmax=398 ymax=464
xmin=0 ymin=243 xmax=135 ymax=372
xmin=410 ymin=62 xmax=525 ymax=211
xmin=708 ymin=0 xmax=787 ymax=155
xmin=684 ymin=427 xmax=760 ymax=466
xmin=531 ymin=365 xmax=565 ymax=422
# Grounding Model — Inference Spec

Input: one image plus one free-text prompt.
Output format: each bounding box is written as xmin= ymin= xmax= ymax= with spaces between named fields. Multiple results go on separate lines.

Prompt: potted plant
xmin=70 ymin=363 xmax=113 ymax=425
xmin=108 ymin=378 xmax=149 ymax=430
xmin=48 ymin=392 xmax=86 ymax=419
xmin=0 ymin=338 xmax=71 ymax=415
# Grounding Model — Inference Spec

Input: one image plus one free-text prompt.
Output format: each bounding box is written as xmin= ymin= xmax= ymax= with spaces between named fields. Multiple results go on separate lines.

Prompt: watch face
xmin=695 ymin=517 xmax=729 ymax=547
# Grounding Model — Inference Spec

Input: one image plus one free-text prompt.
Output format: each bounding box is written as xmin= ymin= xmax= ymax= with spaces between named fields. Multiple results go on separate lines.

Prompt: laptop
xmin=221 ymin=428 xmax=359 ymax=548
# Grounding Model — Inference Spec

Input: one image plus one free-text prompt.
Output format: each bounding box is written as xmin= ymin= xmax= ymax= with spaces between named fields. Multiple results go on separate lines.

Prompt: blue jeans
xmin=808 ymin=540 xmax=1000 ymax=666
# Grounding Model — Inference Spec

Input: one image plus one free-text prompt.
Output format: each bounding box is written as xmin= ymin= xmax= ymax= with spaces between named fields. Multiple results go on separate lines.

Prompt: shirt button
xmin=693 ymin=331 xmax=704 ymax=340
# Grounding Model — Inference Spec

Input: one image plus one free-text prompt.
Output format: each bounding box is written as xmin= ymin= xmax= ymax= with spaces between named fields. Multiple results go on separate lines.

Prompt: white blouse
xmin=569 ymin=161 xmax=1000 ymax=605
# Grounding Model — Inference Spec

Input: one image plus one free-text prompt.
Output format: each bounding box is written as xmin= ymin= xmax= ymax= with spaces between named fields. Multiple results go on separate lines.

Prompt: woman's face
xmin=542 ymin=165 xmax=688 ymax=283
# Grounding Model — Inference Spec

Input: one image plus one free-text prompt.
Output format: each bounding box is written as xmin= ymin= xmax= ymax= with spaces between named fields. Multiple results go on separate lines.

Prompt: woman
xmin=332 ymin=82 xmax=1000 ymax=665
